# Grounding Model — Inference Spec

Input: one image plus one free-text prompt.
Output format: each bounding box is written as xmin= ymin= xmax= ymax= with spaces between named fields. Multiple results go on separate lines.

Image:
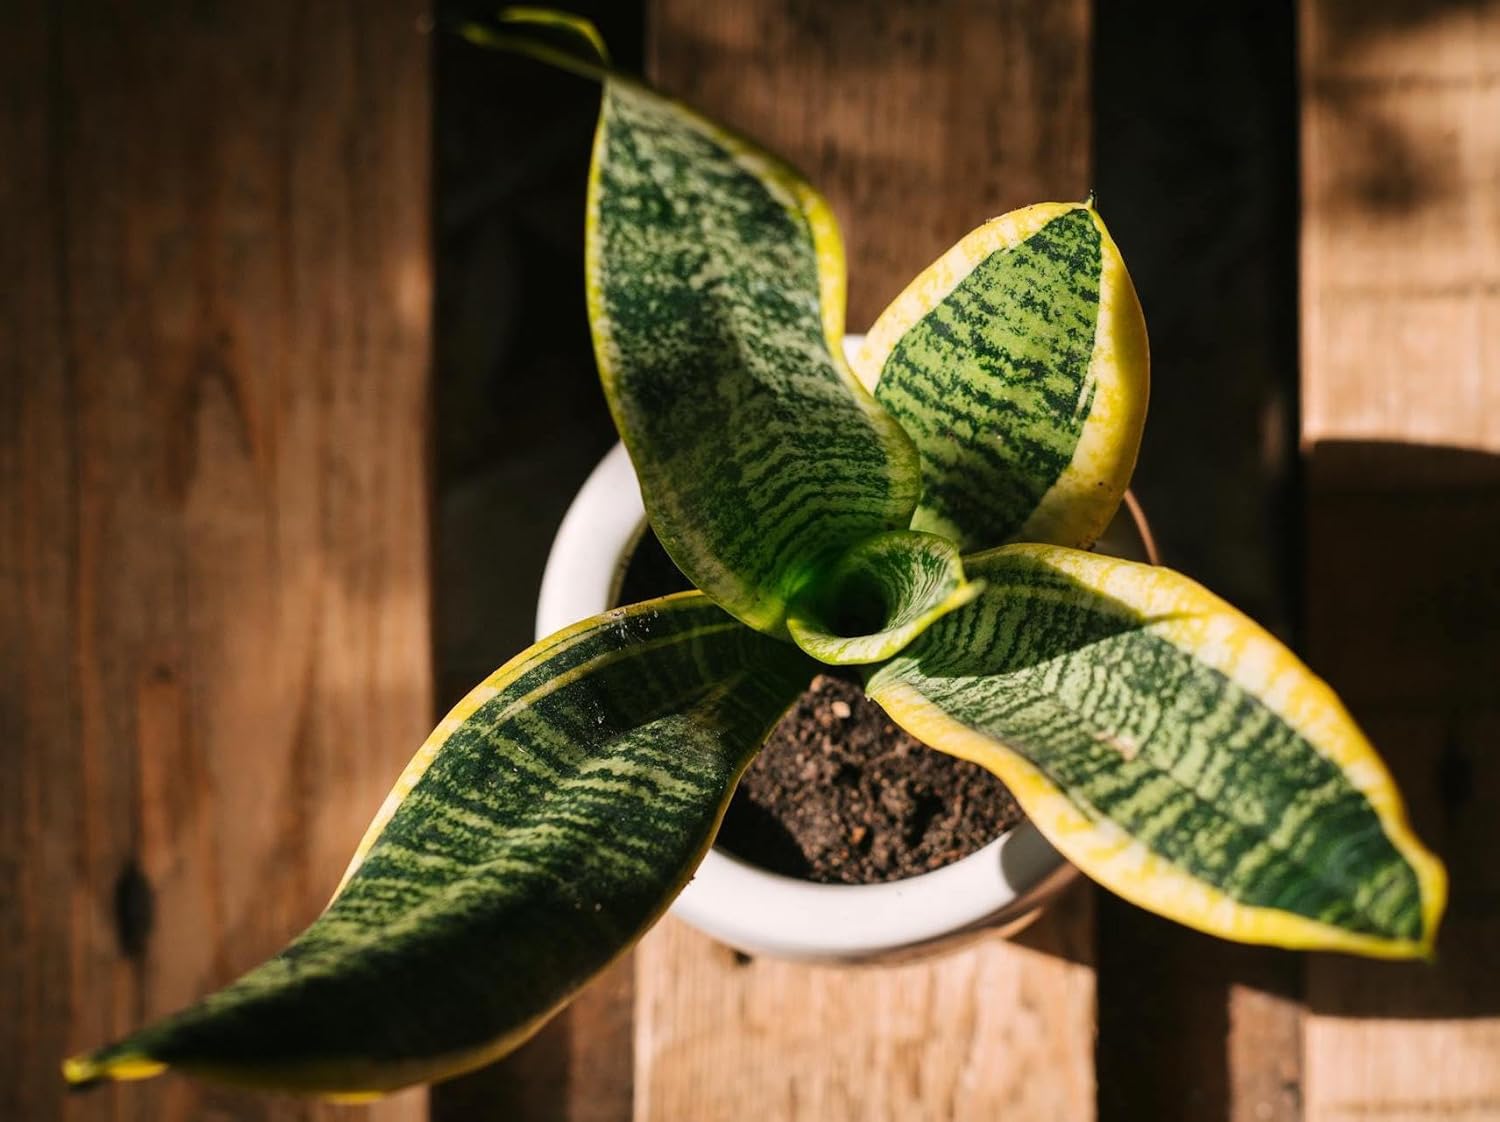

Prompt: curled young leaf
xmin=786 ymin=530 xmax=983 ymax=665
xmin=64 ymin=595 xmax=811 ymax=1097
xmin=866 ymin=546 xmax=1446 ymax=959
xmin=854 ymin=203 xmax=1149 ymax=553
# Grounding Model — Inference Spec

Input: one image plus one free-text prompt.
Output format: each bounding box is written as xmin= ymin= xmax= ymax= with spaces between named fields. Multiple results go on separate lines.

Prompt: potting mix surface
xmin=618 ymin=527 xmax=1023 ymax=884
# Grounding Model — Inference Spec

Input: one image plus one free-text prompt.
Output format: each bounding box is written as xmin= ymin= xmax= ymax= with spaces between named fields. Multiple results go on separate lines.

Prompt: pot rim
xmin=535 ymin=337 xmax=1156 ymax=960
xmin=539 ymin=440 xmax=1079 ymax=960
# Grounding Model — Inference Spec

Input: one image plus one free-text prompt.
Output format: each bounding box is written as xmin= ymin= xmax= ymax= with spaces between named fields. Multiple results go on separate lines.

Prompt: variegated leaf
xmin=469 ymin=14 xmax=978 ymax=658
xmin=64 ymin=594 xmax=811 ymax=1097
xmin=865 ymin=545 xmax=1446 ymax=958
xmin=853 ymin=203 xmax=1149 ymax=553
xmin=587 ymin=76 xmax=923 ymax=636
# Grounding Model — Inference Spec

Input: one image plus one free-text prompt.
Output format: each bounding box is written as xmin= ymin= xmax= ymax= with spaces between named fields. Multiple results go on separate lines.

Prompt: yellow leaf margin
xmin=854 ymin=203 xmax=1150 ymax=551
xmin=869 ymin=544 xmax=1447 ymax=959
xmin=582 ymin=78 xmax=919 ymax=634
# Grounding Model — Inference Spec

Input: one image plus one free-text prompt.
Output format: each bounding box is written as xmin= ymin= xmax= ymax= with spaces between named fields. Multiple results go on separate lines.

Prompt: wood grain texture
xmin=428 ymin=4 xmax=641 ymax=1117
xmin=0 ymin=2 xmax=432 ymax=1119
xmin=1091 ymin=7 xmax=1305 ymax=1120
xmin=637 ymin=887 xmax=1096 ymax=1122
xmin=635 ymin=5 xmax=1094 ymax=1119
xmin=1300 ymin=0 xmax=1500 ymax=455
xmin=1300 ymin=1 xmax=1500 ymax=1117
xmin=649 ymin=0 xmax=1091 ymax=330
xmin=438 ymin=960 xmax=635 ymax=1122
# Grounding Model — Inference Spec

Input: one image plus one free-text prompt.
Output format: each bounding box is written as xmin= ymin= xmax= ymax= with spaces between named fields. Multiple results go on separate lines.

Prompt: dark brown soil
xmin=616 ymin=527 xmax=1024 ymax=884
xmin=718 ymin=675 xmax=1022 ymax=883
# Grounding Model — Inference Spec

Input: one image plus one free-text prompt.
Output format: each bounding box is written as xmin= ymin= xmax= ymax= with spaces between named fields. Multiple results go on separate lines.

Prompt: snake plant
xmin=65 ymin=10 xmax=1446 ymax=1101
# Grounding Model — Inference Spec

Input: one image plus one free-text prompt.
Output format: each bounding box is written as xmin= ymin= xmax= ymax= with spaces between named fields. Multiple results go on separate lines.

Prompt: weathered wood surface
xmin=1092 ymin=6 xmax=1304 ymax=1120
xmin=632 ymin=3 xmax=1096 ymax=1120
xmin=650 ymin=0 xmax=1091 ymax=331
xmin=0 ymin=2 xmax=433 ymax=1120
xmin=637 ymin=890 xmax=1095 ymax=1122
xmin=428 ymin=3 xmax=638 ymax=1117
xmin=10 ymin=1 xmax=1495 ymax=1119
xmin=1300 ymin=1 xmax=1500 ymax=1118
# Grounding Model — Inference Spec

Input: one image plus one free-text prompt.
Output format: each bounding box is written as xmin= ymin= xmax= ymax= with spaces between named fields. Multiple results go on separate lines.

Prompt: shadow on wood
xmin=1304 ymin=441 xmax=1500 ymax=1022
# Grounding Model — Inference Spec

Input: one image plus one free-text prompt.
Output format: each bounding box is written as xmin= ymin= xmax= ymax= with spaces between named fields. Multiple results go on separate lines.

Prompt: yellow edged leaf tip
xmin=62 ymin=1051 xmax=166 ymax=1089
xmin=497 ymin=6 xmax=612 ymax=66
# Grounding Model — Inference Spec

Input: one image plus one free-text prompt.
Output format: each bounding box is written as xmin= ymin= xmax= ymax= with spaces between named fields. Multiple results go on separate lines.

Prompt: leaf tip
xmin=1416 ymin=849 xmax=1450 ymax=961
xmin=62 ymin=1048 xmax=166 ymax=1089
xmin=496 ymin=6 xmax=611 ymax=66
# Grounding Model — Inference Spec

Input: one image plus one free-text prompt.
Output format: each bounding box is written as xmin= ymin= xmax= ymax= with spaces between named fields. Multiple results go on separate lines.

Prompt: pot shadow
xmin=714 ymin=800 xmax=814 ymax=881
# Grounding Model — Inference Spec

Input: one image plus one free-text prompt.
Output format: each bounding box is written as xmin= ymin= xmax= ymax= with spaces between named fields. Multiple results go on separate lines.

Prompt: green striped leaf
xmin=865 ymin=546 xmax=1447 ymax=958
xmin=852 ymin=202 xmax=1149 ymax=553
xmin=587 ymin=75 xmax=922 ymax=636
xmin=472 ymin=13 xmax=974 ymax=657
xmin=786 ymin=530 xmax=983 ymax=665
xmin=63 ymin=594 xmax=811 ymax=1098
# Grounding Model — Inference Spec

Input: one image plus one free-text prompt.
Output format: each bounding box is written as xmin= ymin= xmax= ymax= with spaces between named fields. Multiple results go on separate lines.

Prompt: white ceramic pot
xmin=536 ymin=339 xmax=1157 ymax=962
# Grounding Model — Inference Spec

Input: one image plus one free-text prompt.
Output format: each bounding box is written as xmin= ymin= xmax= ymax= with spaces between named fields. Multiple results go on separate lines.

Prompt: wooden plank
xmin=0 ymin=2 xmax=433 ymax=1120
xmin=649 ymin=0 xmax=1090 ymax=329
xmin=638 ymin=4 xmax=1095 ymax=1119
xmin=427 ymin=3 xmax=642 ymax=1117
xmin=435 ymin=959 xmax=635 ymax=1122
xmin=1300 ymin=469 xmax=1500 ymax=1119
xmin=638 ymin=888 xmax=1095 ymax=1122
xmin=1299 ymin=1 xmax=1500 ymax=1118
xmin=1091 ymin=6 xmax=1305 ymax=1119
